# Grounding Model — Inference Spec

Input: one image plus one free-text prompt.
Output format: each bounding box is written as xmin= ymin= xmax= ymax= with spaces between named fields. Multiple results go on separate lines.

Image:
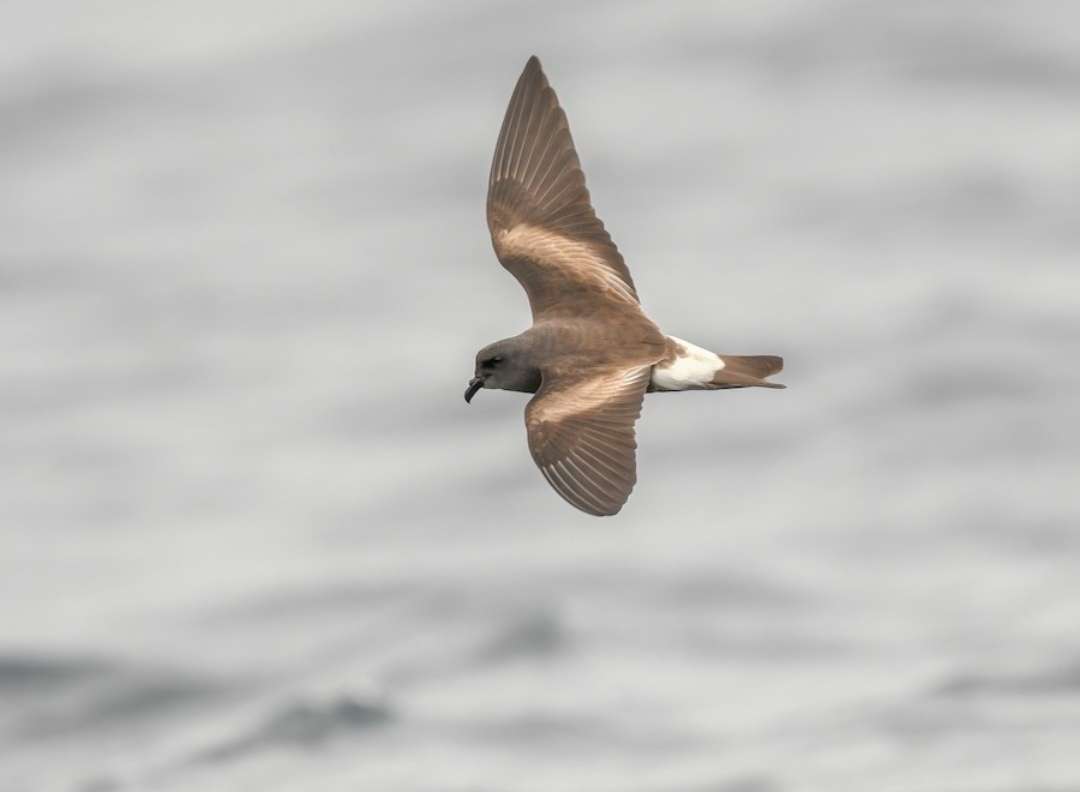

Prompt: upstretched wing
xmin=525 ymin=364 xmax=652 ymax=516
xmin=488 ymin=56 xmax=646 ymax=323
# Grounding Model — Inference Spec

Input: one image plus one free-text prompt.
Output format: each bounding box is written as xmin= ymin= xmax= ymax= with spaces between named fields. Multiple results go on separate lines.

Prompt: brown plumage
xmin=466 ymin=56 xmax=784 ymax=516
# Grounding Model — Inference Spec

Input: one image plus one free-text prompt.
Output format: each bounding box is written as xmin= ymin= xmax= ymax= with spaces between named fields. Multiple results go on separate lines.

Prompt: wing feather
xmin=525 ymin=365 xmax=651 ymax=516
xmin=488 ymin=56 xmax=645 ymax=322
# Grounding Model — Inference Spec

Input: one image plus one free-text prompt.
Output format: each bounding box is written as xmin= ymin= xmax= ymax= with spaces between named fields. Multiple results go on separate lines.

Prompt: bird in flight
xmin=465 ymin=56 xmax=784 ymax=516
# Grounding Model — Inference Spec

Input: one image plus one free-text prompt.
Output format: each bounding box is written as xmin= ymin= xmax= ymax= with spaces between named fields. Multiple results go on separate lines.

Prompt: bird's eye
xmin=485 ymin=356 xmax=503 ymax=367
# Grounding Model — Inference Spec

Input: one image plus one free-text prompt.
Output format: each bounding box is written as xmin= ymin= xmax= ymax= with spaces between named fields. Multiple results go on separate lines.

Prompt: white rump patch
xmin=650 ymin=336 xmax=724 ymax=391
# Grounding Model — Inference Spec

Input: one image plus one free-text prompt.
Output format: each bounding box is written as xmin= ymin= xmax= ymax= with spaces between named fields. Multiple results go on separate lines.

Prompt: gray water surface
xmin=3 ymin=2 xmax=1079 ymax=790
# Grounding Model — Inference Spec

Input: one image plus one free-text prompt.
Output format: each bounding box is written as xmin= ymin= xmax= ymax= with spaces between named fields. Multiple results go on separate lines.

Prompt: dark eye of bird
xmin=486 ymin=356 xmax=503 ymax=367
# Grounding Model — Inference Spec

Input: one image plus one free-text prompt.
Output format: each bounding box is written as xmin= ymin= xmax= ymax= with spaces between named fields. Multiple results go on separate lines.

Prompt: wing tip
xmin=519 ymin=55 xmax=546 ymax=91
xmin=541 ymin=467 xmax=628 ymax=516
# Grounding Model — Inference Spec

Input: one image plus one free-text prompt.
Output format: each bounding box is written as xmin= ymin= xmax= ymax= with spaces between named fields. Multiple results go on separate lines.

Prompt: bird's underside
xmin=470 ymin=56 xmax=784 ymax=516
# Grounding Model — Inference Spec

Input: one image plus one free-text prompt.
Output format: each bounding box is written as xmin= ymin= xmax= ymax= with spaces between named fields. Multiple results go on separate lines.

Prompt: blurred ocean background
xmin=2 ymin=1 xmax=1079 ymax=790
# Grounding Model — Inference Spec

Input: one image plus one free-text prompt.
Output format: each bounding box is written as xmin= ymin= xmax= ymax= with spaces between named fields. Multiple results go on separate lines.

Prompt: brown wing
xmin=525 ymin=364 xmax=652 ymax=516
xmin=488 ymin=56 xmax=645 ymax=322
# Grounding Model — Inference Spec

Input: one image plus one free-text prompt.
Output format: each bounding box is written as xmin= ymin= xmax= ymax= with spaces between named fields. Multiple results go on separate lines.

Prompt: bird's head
xmin=464 ymin=338 xmax=541 ymax=402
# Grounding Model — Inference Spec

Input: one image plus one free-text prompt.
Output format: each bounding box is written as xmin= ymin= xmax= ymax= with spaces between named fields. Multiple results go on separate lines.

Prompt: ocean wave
xmin=936 ymin=660 xmax=1080 ymax=698
xmin=0 ymin=654 xmax=111 ymax=693
xmin=193 ymin=694 xmax=392 ymax=763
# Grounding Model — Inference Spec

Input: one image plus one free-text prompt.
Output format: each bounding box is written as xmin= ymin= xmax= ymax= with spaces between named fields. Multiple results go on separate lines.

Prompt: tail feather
xmin=649 ymin=336 xmax=785 ymax=392
xmin=713 ymin=355 xmax=785 ymax=389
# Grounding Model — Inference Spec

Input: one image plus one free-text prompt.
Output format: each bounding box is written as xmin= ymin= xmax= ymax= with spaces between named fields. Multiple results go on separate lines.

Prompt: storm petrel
xmin=466 ymin=56 xmax=784 ymax=516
